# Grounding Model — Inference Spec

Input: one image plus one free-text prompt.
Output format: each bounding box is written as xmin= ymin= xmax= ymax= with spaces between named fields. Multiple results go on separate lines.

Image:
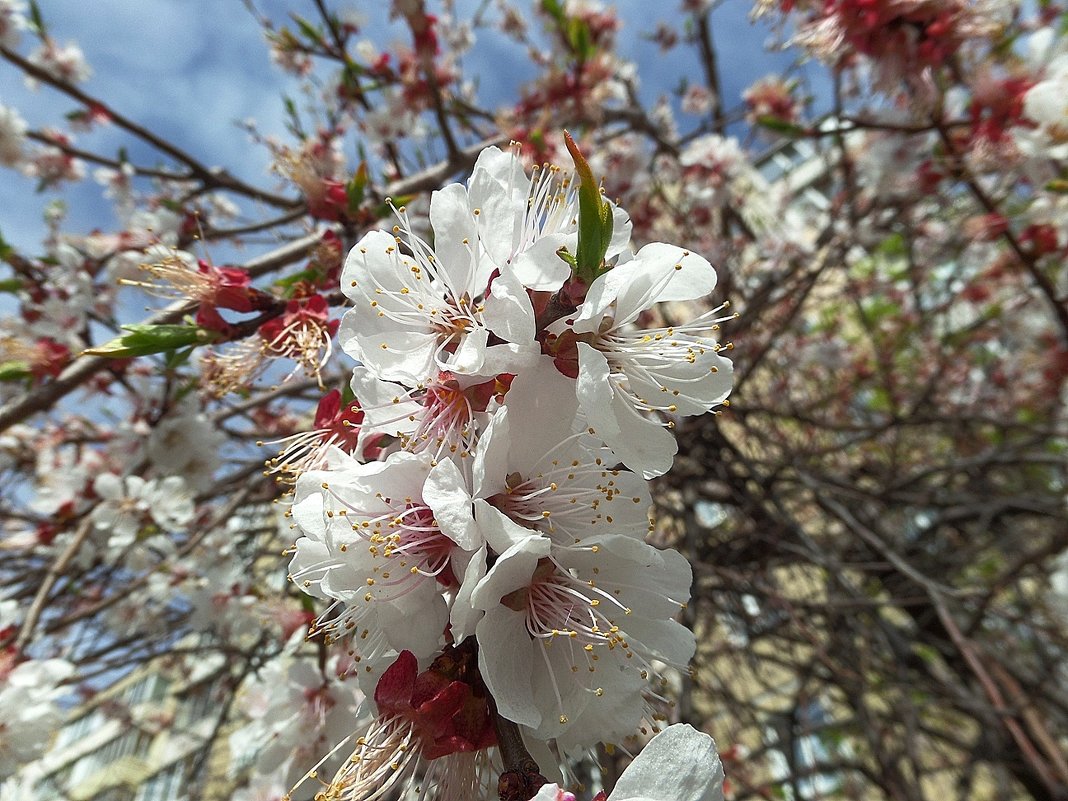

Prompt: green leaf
xmin=564 ymin=131 xmax=613 ymax=284
xmin=341 ymin=381 xmax=356 ymax=405
xmin=876 ymin=232 xmax=906 ymax=257
xmin=0 ymin=278 xmax=22 ymax=293
xmin=164 ymin=346 xmax=196 ymax=370
xmin=84 ymin=324 xmax=220 ymax=359
xmin=28 ymin=0 xmax=47 ymax=36
xmin=291 ymin=15 xmax=323 ymax=45
xmin=567 ymin=18 xmax=593 ymax=60
xmin=0 ymin=362 xmax=31 ymax=382
xmin=541 ymin=0 xmax=566 ymax=24
xmin=866 ymin=387 xmax=893 ymax=414
xmin=755 ymin=116 xmax=805 ymax=136
xmin=282 ymin=96 xmax=304 ymax=138
xmin=1045 ymin=179 xmax=1068 ymax=194
xmin=346 ymin=162 xmax=368 ymax=213
xmin=911 ymin=643 xmax=940 ymax=665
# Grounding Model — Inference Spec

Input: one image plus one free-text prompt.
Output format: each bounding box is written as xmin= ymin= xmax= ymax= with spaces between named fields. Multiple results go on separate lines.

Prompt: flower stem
xmin=494 ymin=710 xmax=548 ymax=801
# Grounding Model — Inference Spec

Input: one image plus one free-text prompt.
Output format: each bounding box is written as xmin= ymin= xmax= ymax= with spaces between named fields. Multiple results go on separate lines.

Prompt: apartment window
xmin=95 ymin=728 xmax=154 ymax=766
xmin=70 ymin=750 xmax=103 ymax=787
xmin=34 ymin=772 xmax=71 ymax=800
xmin=91 ymin=787 xmax=135 ymax=801
xmin=765 ymin=699 xmax=847 ymax=800
xmin=175 ymin=679 xmax=218 ymax=728
xmin=56 ymin=708 xmax=105 ymax=748
xmin=134 ymin=760 xmax=185 ymax=801
xmin=125 ymin=673 xmax=170 ymax=705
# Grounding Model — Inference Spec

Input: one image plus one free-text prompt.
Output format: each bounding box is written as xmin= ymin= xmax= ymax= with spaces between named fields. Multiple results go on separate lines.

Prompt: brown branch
xmin=0 ymin=230 xmax=325 ymax=433
xmin=15 ymin=517 xmax=93 ymax=650
xmin=1 ymin=44 xmax=299 ymax=209
xmin=693 ymin=10 xmax=726 ymax=134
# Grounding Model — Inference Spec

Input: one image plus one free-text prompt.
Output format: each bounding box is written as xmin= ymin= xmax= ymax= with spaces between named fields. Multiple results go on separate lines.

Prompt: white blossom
xmin=288 ymin=451 xmax=457 ymax=666
xmin=0 ymin=658 xmax=74 ymax=776
xmin=0 ymin=0 xmax=27 ymax=49
xmin=571 ymin=244 xmax=733 ymax=477
xmin=0 ymin=104 xmax=27 ymax=167
xmin=532 ymin=723 xmax=724 ymax=801
xmin=471 ymin=532 xmax=694 ymax=742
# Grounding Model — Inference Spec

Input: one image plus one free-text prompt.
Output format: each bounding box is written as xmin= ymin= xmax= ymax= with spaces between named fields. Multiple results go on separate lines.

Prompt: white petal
xmin=349 ymin=367 xmax=419 ymax=438
xmin=424 ymin=457 xmax=479 ymax=550
xmin=576 ymin=343 xmax=676 ymax=478
xmin=530 ymin=785 xmax=564 ymax=801
xmin=619 ymin=616 xmax=696 ymax=667
xmin=475 ymin=608 xmax=541 ymax=728
xmin=469 ymin=147 xmax=530 ymax=266
xmin=511 ymin=232 xmax=574 ymax=291
xmin=606 ymin=201 xmax=633 ymax=260
xmin=484 ymin=270 xmax=537 ymax=344
xmin=575 ymin=246 xmax=717 ymax=335
xmin=291 ymin=489 xmax=327 ymax=539
xmin=92 ymin=472 xmax=124 ymax=501
xmin=624 ymin=342 xmax=733 ymax=417
xmin=341 ymin=230 xmax=409 ymax=301
xmin=470 ymin=146 xmax=530 ymax=195
xmin=351 ymin=328 xmax=439 ymax=385
xmin=610 ymin=724 xmax=724 ymax=801
xmin=470 ymin=534 xmax=551 ymax=610
xmin=444 ymin=325 xmax=488 ymax=375
xmin=502 ymin=356 xmax=579 ymax=475
xmin=287 ymin=537 xmax=332 ymax=600
xmin=477 ymin=340 xmax=540 ymax=377
xmin=450 ymin=545 xmax=487 ymax=641
xmin=471 ymin=407 xmax=512 ymax=499
xmin=474 ymin=498 xmax=540 ymax=554
xmin=631 ymin=243 xmax=717 ymax=304
xmin=429 ymin=183 xmax=477 ymax=292
xmin=379 ymin=584 xmax=448 ymax=658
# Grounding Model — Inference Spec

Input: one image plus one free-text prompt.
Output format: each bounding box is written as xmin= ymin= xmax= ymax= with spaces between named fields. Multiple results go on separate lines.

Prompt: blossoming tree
xmin=1 ymin=1 xmax=1066 ymax=800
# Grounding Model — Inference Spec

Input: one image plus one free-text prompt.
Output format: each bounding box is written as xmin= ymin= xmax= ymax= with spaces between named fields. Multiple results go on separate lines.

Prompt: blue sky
xmin=0 ymin=0 xmax=823 ymax=254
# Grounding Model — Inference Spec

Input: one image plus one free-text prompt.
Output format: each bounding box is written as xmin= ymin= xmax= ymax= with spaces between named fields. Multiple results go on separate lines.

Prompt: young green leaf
xmin=564 ymin=131 xmax=614 ymax=284
xmin=85 ymin=324 xmax=220 ymax=359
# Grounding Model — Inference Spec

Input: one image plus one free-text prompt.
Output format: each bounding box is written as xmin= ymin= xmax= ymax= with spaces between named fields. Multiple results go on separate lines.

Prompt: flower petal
xmin=475 ymin=607 xmax=541 ymax=728
xmin=610 ymin=724 xmax=724 ymax=801
xmin=576 ymin=343 xmax=676 ymax=478
xmin=424 ymin=457 xmax=479 ymax=550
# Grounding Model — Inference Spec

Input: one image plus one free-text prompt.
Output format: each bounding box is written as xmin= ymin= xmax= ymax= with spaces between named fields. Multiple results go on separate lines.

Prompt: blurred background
xmin=1 ymin=1 xmax=1066 ymax=800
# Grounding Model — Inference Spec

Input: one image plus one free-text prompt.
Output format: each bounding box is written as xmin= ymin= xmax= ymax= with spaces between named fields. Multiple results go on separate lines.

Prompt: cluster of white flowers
xmin=0 ymin=104 xmax=27 ymax=168
xmin=282 ymin=142 xmax=733 ymax=797
xmin=1019 ymin=29 xmax=1068 ymax=162
xmin=0 ymin=0 xmax=27 ymax=50
xmin=25 ymin=38 xmax=91 ymax=87
xmin=0 ymin=605 xmax=74 ymax=778
xmin=229 ymin=649 xmax=364 ymax=796
xmin=90 ymin=473 xmax=194 ymax=560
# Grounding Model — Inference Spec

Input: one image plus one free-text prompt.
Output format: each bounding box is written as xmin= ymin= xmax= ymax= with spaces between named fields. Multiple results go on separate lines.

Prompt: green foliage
xmin=85 ymin=324 xmax=220 ymax=359
xmin=755 ymin=116 xmax=805 ymax=136
xmin=564 ymin=131 xmax=614 ymax=284
xmin=541 ymin=0 xmax=596 ymax=60
xmin=346 ymin=162 xmax=368 ymax=214
xmin=0 ymin=362 xmax=31 ymax=382
xmin=0 ymin=230 xmax=13 ymax=264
